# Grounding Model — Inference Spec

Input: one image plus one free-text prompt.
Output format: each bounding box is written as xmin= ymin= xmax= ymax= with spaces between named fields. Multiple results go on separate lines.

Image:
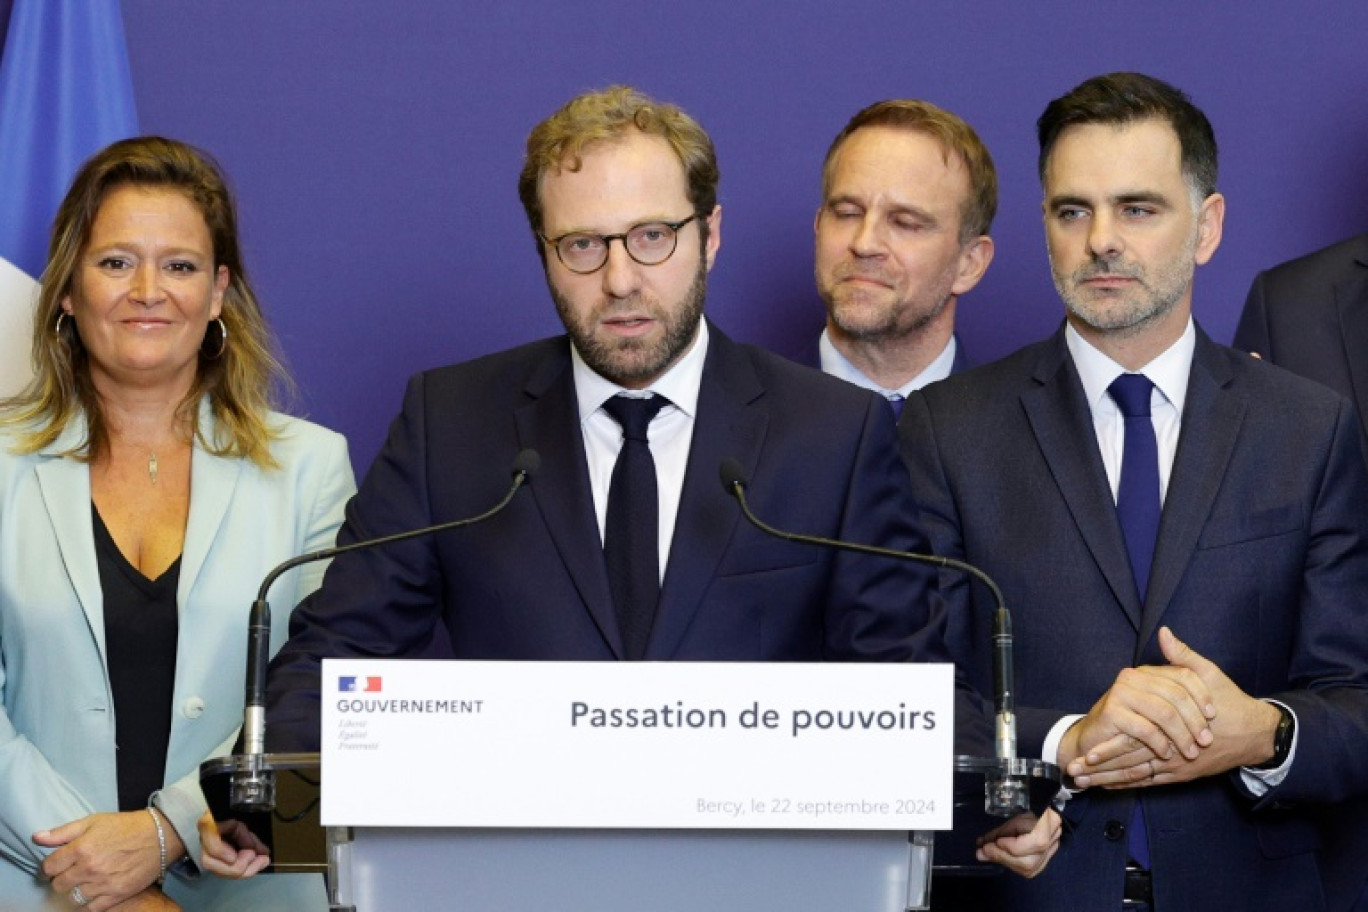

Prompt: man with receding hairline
xmin=814 ymin=100 xmax=995 ymax=411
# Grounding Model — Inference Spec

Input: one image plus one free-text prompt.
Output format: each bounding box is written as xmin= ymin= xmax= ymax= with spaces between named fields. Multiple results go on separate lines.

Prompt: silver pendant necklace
xmin=148 ymin=452 xmax=158 ymax=485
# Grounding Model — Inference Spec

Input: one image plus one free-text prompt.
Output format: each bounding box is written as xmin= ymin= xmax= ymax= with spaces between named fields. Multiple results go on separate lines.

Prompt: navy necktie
xmin=602 ymin=394 xmax=668 ymax=660
xmin=887 ymin=393 xmax=905 ymax=421
xmin=1108 ymin=372 xmax=1159 ymax=870
xmin=1109 ymin=373 xmax=1160 ymax=603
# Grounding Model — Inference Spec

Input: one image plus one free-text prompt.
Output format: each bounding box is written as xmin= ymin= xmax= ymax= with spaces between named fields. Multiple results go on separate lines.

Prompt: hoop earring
xmin=204 ymin=318 xmax=228 ymax=360
xmin=54 ymin=312 xmax=69 ymax=337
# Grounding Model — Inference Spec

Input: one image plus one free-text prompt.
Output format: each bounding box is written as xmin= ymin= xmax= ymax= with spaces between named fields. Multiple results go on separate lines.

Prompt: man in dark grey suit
xmin=1234 ymin=234 xmax=1368 ymax=912
xmin=900 ymin=73 xmax=1368 ymax=910
xmin=812 ymin=100 xmax=994 ymax=407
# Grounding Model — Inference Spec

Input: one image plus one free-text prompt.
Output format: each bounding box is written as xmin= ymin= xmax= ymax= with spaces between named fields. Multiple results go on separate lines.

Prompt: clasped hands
xmin=975 ymin=626 xmax=1283 ymax=879
xmin=1061 ymin=626 xmax=1282 ymax=789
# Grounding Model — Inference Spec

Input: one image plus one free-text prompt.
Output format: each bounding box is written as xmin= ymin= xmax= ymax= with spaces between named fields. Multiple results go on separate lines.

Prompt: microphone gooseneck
xmin=254 ymin=448 xmax=540 ymax=605
xmin=719 ymin=458 xmax=1026 ymax=817
xmin=232 ymin=449 xmax=539 ymax=811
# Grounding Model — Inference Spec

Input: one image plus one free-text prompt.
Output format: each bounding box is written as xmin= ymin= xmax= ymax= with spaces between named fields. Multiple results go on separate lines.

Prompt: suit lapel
xmin=1021 ymin=332 xmax=1144 ymax=628
xmin=648 ymin=327 xmax=767 ymax=658
xmin=1138 ymin=331 xmax=1243 ymax=652
xmin=34 ymin=436 xmax=104 ymax=660
xmin=513 ymin=346 xmax=622 ymax=657
xmin=1335 ymin=241 xmax=1368 ymax=445
xmin=179 ymin=417 xmax=243 ymax=615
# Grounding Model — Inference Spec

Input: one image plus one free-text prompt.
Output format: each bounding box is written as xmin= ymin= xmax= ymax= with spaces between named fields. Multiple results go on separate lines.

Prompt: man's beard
xmin=818 ymin=261 xmax=955 ymax=343
xmin=1053 ymin=230 xmax=1198 ymax=337
xmin=554 ymin=256 xmax=707 ymax=387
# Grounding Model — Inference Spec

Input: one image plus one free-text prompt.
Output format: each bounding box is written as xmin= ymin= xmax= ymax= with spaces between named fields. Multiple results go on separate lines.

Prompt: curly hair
xmin=517 ymin=85 xmax=719 ymax=257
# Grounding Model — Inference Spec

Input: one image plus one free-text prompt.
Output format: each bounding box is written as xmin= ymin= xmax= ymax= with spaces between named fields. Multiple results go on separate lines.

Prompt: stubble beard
xmin=1053 ymin=230 xmax=1198 ymax=339
xmin=818 ymin=261 xmax=954 ymax=344
xmin=554 ymin=256 xmax=707 ymax=387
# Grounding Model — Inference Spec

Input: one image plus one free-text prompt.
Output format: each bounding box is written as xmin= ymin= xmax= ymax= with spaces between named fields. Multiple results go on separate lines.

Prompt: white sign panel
xmin=321 ymin=660 xmax=953 ymax=830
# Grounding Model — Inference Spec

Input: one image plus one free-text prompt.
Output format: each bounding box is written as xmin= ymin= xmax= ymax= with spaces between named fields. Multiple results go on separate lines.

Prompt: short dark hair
xmin=823 ymin=99 xmax=997 ymax=242
xmin=1037 ymin=72 xmax=1218 ymax=199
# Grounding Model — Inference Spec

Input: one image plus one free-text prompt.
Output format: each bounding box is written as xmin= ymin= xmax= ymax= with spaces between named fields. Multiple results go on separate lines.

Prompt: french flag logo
xmin=339 ymin=676 xmax=383 ymax=693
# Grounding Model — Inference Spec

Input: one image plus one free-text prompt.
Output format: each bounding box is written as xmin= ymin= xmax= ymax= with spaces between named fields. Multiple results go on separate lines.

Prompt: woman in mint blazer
xmin=0 ymin=138 xmax=354 ymax=911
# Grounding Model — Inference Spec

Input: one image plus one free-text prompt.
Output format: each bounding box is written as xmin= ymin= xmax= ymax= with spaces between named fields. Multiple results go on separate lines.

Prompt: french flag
xmin=0 ymin=0 xmax=138 ymax=395
xmin=339 ymin=676 xmax=383 ymax=693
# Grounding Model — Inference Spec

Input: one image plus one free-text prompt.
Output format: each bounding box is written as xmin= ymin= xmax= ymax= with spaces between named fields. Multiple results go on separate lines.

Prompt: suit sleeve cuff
xmin=1238 ymin=700 xmax=1298 ymax=796
xmin=1043 ymin=713 xmax=1085 ymax=801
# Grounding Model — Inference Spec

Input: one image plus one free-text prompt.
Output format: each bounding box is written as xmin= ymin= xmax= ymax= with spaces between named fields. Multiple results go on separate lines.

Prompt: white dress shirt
xmin=818 ymin=328 xmax=957 ymax=402
xmin=1043 ymin=319 xmax=1294 ymax=793
xmin=573 ymin=320 xmax=708 ymax=584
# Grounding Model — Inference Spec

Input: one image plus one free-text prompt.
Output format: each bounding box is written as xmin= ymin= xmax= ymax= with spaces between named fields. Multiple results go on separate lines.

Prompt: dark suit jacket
xmin=1235 ymin=234 xmax=1368 ymax=452
xmin=269 ymin=323 xmax=983 ymax=752
xmin=1235 ymin=234 xmax=1368 ymax=912
xmin=899 ymin=324 xmax=1368 ymax=910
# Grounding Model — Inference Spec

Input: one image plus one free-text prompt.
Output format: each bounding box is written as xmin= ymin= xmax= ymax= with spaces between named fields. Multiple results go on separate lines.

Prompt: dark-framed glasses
xmin=541 ymin=214 xmax=704 ymax=275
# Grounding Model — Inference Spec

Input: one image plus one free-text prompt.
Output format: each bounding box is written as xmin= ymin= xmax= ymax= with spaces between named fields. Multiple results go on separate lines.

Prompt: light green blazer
xmin=0 ymin=403 xmax=354 ymax=910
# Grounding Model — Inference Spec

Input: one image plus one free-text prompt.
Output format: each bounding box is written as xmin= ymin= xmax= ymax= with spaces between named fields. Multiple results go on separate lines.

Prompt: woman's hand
xmin=198 ymin=811 xmax=271 ymax=880
xmin=34 ymin=810 xmax=184 ymax=911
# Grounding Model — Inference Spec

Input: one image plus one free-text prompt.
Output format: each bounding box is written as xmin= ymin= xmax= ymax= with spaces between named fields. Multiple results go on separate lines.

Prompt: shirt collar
xmin=1065 ymin=317 xmax=1194 ymax=415
xmin=572 ymin=319 xmax=709 ymax=422
xmin=818 ymin=328 xmax=957 ymax=398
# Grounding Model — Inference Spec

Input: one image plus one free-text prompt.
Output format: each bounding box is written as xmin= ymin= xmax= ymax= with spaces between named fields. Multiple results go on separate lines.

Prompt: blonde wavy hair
xmin=1 ymin=136 xmax=292 ymax=467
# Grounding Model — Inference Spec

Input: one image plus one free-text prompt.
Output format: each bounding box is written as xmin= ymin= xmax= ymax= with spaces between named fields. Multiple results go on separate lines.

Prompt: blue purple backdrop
xmin=96 ymin=2 xmax=1368 ymax=472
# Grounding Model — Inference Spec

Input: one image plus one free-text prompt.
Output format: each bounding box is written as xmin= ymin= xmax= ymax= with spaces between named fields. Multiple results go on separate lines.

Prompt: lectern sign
xmin=321 ymin=660 xmax=954 ymax=830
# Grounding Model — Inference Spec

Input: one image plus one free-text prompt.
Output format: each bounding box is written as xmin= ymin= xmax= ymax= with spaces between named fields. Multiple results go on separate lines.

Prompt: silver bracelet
xmin=147 ymin=806 xmax=168 ymax=885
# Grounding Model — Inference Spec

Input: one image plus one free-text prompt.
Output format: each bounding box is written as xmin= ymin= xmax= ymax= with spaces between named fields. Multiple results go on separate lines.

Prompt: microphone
xmin=718 ymin=458 xmax=1029 ymax=817
xmin=231 ymin=449 xmax=540 ymax=811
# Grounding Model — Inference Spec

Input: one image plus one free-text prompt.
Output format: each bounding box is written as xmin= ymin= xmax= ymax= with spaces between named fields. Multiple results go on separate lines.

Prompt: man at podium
xmin=262 ymin=87 xmax=1047 ymax=875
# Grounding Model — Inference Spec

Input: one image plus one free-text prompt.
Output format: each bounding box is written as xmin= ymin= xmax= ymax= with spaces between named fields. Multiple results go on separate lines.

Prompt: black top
xmin=92 ymin=505 xmax=180 ymax=812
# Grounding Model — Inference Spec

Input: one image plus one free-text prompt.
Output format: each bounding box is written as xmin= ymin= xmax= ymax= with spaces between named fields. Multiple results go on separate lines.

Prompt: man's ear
xmin=703 ymin=205 xmax=722 ymax=271
xmin=950 ymin=235 xmax=995 ymax=296
xmin=1193 ymin=193 xmax=1225 ymax=266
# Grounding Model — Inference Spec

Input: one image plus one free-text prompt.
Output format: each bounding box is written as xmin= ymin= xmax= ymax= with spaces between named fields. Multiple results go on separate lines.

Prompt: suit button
xmin=1104 ymin=819 xmax=1126 ymax=841
xmin=182 ymin=697 xmax=206 ymax=719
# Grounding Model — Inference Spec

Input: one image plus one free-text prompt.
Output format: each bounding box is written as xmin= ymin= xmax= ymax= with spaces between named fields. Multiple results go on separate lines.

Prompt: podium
xmin=337 ymin=825 xmax=932 ymax=911
xmin=200 ymin=752 xmax=934 ymax=911
xmin=202 ymin=660 xmax=1058 ymax=912
xmin=201 ymin=751 xmax=1058 ymax=912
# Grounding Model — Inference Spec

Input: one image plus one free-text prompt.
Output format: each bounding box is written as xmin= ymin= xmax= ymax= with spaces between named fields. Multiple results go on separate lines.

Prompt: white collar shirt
xmin=818 ymin=328 xmax=957 ymax=404
xmin=1065 ymin=319 xmax=1194 ymax=504
xmin=573 ymin=320 xmax=708 ymax=584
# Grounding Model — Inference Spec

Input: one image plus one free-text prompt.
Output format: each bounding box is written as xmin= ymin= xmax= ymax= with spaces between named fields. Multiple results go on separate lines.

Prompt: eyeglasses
xmin=541 ymin=214 xmax=704 ymax=275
